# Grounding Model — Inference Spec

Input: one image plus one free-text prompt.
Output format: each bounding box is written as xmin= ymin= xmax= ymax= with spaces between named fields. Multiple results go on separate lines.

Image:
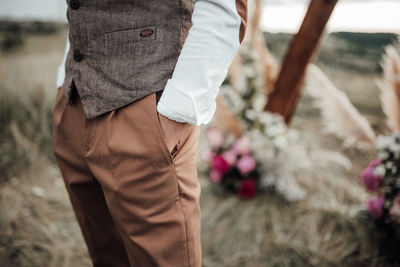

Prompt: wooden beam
xmin=264 ymin=0 xmax=338 ymax=124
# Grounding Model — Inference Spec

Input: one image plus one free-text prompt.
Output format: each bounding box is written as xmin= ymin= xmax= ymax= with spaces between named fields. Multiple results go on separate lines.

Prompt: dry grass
xmin=0 ymin=159 xmax=91 ymax=267
xmin=197 ymin=122 xmax=383 ymax=267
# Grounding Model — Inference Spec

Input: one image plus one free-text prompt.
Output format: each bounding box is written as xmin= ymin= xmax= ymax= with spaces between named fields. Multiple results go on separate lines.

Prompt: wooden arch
xmin=264 ymin=0 xmax=339 ymax=124
xmin=215 ymin=0 xmax=339 ymax=135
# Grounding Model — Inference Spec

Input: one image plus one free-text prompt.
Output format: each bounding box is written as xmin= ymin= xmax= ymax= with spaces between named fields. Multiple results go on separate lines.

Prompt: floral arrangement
xmin=202 ymin=128 xmax=259 ymax=199
xmin=202 ymin=43 xmax=308 ymax=201
xmin=361 ymin=133 xmax=400 ymax=221
xmin=359 ymin=133 xmax=400 ymax=264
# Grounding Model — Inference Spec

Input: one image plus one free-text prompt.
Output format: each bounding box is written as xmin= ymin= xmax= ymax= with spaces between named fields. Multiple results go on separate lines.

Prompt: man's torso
xmin=63 ymin=0 xmax=194 ymax=119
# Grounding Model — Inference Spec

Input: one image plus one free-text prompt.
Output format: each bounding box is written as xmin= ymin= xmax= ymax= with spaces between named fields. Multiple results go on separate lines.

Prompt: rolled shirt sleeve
xmin=156 ymin=0 xmax=248 ymax=125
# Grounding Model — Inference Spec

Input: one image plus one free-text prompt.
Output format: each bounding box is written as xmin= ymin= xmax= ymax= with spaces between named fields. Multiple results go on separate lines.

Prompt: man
xmin=53 ymin=0 xmax=247 ymax=266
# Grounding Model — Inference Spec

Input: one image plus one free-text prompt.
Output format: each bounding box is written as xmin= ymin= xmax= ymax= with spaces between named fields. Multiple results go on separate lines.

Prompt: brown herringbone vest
xmin=62 ymin=0 xmax=195 ymax=119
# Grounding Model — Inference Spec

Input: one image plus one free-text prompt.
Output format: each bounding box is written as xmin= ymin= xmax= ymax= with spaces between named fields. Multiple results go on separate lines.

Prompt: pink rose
xmin=367 ymin=195 xmax=385 ymax=218
xmin=210 ymin=169 xmax=223 ymax=183
xmin=236 ymin=179 xmax=257 ymax=199
xmin=390 ymin=195 xmax=400 ymax=223
xmin=212 ymin=155 xmax=231 ymax=173
xmin=237 ymin=155 xmax=256 ymax=174
xmin=206 ymin=127 xmax=224 ymax=149
xmin=201 ymin=149 xmax=215 ymax=164
xmin=360 ymin=167 xmax=383 ymax=192
xmin=360 ymin=159 xmax=383 ymax=192
xmin=368 ymin=158 xmax=382 ymax=168
xmin=232 ymin=136 xmax=251 ymax=155
xmin=222 ymin=150 xmax=237 ymax=166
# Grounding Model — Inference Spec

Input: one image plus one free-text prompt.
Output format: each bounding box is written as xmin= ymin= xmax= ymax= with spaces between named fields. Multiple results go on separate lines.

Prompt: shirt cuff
xmin=156 ymin=79 xmax=217 ymax=126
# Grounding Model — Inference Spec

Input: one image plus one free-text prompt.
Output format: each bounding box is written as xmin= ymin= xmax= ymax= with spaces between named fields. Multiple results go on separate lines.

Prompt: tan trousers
xmin=52 ymin=84 xmax=202 ymax=267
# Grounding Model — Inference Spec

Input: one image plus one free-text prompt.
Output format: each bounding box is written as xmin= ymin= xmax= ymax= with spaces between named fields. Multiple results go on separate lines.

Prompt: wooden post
xmin=264 ymin=0 xmax=338 ymax=124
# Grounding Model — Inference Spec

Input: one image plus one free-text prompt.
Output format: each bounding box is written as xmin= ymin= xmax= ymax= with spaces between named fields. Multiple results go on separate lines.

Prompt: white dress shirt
xmin=56 ymin=0 xmax=246 ymax=126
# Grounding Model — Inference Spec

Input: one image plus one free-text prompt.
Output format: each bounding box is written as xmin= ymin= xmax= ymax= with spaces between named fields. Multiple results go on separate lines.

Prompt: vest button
xmin=70 ymin=0 xmax=81 ymax=10
xmin=73 ymin=50 xmax=84 ymax=62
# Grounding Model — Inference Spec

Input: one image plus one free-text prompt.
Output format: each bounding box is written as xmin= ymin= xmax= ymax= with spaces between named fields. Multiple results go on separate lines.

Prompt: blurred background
xmin=0 ymin=0 xmax=400 ymax=266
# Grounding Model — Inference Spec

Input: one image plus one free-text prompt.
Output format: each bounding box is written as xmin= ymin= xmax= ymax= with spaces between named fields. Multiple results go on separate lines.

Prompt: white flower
xmin=392 ymin=131 xmax=400 ymax=142
xmin=254 ymin=78 xmax=264 ymax=90
xmin=373 ymin=164 xmax=386 ymax=177
xmin=258 ymin=113 xmax=275 ymax=125
xmin=245 ymin=109 xmax=257 ymax=120
xmin=259 ymin=174 xmax=275 ymax=189
xmin=252 ymin=96 xmax=265 ymax=112
xmin=376 ymin=135 xmax=392 ymax=150
xmin=273 ymin=136 xmax=288 ymax=149
xmin=220 ymin=89 xmax=245 ymax=114
xmin=386 ymin=161 xmax=394 ymax=169
xmin=379 ymin=151 xmax=390 ymax=160
xmin=243 ymin=65 xmax=256 ymax=78
xmin=272 ymin=113 xmax=285 ymax=124
xmin=266 ymin=124 xmax=287 ymax=137
xmin=391 ymin=144 xmax=400 ymax=153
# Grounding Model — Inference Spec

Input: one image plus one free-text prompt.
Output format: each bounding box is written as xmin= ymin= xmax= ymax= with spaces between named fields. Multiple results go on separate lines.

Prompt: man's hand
xmin=157 ymin=112 xmax=188 ymax=154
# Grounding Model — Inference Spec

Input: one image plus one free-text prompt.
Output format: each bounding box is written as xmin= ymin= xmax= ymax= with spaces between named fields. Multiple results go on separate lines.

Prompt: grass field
xmin=0 ymin=22 xmax=398 ymax=266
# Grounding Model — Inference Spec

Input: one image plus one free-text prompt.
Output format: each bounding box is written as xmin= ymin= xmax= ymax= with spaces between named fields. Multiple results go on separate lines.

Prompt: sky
xmin=0 ymin=0 xmax=399 ymax=33
xmin=262 ymin=0 xmax=400 ymax=33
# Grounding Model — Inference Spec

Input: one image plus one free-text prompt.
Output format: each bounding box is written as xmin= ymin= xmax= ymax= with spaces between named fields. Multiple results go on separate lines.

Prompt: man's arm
xmin=56 ymin=34 xmax=70 ymax=89
xmin=156 ymin=0 xmax=248 ymax=126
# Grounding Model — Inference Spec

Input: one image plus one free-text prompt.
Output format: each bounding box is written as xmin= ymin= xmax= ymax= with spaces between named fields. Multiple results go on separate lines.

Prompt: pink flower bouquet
xmin=202 ymin=127 xmax=259 ymax=199
xmin=358 ymin=133 xmax=400 ymax=265
xmin=358 ymin=133 xmax=400 ymax=264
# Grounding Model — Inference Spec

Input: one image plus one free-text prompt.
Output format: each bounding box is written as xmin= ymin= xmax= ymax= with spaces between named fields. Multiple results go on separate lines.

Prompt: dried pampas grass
xmin=248 ymin=0 xmax=279 ymax=95
xmin=377 ymin=38 xmax=400 ymax=132
xmin=306 ymin=64 xmax=376 ymax=148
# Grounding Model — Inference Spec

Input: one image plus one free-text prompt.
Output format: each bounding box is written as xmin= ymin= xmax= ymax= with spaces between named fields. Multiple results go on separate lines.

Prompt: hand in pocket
xmin=157 ymin=112 xmax=188 ymax=155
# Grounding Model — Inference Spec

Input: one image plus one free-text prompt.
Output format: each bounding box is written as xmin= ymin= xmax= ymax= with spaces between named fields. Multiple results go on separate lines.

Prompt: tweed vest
xmin=62 ymin=0 xmax=194 ymax=119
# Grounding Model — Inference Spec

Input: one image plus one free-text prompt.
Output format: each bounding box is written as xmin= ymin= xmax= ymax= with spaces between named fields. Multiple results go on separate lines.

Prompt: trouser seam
xmin=64 ymin=181 xmax=99 ymax=263
xmin=171 ymin=162 xmax=192 ymax=267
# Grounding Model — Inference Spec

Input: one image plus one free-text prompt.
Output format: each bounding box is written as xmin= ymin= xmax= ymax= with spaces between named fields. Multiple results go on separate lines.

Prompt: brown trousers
xmin=52 ymin=85 xmax=202 ymax=267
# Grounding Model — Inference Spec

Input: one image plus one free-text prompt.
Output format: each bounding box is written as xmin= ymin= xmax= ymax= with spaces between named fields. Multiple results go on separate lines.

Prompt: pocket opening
xmin=152 ymin=93 xmax=175 ymax=164
xmin=104 ymin=25 xmax=157 ymax=48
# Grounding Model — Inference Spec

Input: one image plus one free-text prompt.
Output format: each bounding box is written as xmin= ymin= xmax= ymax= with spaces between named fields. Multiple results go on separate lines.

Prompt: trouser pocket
xmin=153 ymin=91 xmax=191 ymax=162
